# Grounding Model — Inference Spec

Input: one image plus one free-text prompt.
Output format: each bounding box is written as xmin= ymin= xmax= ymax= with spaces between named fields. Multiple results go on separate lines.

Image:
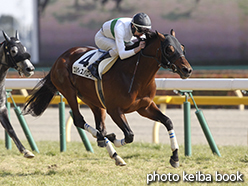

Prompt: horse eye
xmin=11 ymin=46 xmax=18 ymax=56
xmin=181 ymin=44 xmax=186 ymax=55
xmin=165 ymin=45 xmax=175 ymax=55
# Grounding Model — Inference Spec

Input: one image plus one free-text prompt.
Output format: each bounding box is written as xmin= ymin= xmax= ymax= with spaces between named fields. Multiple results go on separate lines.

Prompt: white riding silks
xmin=168 ymin=130 xmax=179 ymax=151
xmin=84 ymin=123 xmax=98 ymax=138
xmin=114 ymin=138 xmax=126 ymax=147
xmin=105 ymin=137 xmax=116 ymax=158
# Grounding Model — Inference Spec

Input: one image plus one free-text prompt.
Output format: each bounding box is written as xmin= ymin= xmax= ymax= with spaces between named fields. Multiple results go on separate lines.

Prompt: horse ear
xmin=2 ymin=31 xmax=11 ymax=43
xmin=156 ymin=30 xmax=165 ymax=41
xmin=16 ymin=30 xmax=20 ymax=40
xmin=170 ymin=29 xmax=176 ymax=37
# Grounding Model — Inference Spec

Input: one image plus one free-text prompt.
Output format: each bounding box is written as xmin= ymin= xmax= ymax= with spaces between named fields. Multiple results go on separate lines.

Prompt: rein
xmin=128 ymin=47 xmax=162 ymax=93
xmin=127 ymin=35 xmax=183 ymax=93
xmin=140 ymin=48 xmax=161 ymax=67
xmin=128 ymin=52 xmax=141 ymax=93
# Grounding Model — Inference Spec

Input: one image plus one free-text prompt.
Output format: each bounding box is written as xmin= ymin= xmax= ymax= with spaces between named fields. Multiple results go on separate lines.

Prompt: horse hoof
xmin=97 ymin=139 xmax=106 ymax=147
xmin=114 ymin=155 xmax=126 ymax=166
xmin=23 ymin=149 xmax=35 ymax=158
xmin=105 ymin=133 xmax=116 ymax=143
xmin=169 ymin=158 xmax=179 ymax=168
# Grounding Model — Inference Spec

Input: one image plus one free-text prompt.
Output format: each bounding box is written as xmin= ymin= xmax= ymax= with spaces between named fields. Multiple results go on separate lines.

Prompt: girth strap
xmin=95 ymin=79 xmax=106 ymax=109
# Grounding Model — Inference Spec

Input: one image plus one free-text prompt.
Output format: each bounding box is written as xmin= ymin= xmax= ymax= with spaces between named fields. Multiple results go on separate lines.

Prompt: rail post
xmin=178 ymin=90 xmax=192 ymax=156
xmin=189 ymin=92 xmax=221 ymax=157
xmin=69 ymin=110 xmax=94 ymax=153
xmin=58 ymin=93 xmax=66 ymax=152
xmin=8 ymin=91 xmax=39 ymax=153
xmin=5 ymin=90 xmax=12 ymax=150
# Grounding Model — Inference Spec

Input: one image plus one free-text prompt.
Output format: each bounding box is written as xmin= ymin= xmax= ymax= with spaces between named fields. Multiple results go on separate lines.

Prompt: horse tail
xmin=23 ymin=72 xmax=57 ymax=116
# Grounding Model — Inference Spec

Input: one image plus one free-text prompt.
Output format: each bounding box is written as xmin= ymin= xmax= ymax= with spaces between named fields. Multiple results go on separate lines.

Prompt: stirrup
xmin=88 ymin=51 xmax=110 ymax=79
xmin=88 ymin=64 xmax=100 ymax=79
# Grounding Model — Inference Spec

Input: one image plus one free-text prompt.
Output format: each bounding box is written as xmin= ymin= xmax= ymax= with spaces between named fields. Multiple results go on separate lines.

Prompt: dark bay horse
xmin=24 ymin=30 xmax=192 ymax=167
xmin=0 ymin=31 xmax=35 ymax=158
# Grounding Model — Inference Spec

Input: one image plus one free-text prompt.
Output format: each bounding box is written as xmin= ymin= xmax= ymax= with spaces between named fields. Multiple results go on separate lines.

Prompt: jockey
xmin=88 ymin=12 xmax=152 ymax=79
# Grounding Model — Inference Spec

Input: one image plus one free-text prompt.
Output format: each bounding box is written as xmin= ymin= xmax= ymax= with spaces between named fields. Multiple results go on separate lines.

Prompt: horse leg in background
xmin=88 ymin=105 xmax=107 ymax=144
xmin=107 ymin=108 xmax=134 ymax=147
xmin=137 ymin=102 xmax=179 ymax=168
xmin=0 ymin=107 xmax=34 ymax=158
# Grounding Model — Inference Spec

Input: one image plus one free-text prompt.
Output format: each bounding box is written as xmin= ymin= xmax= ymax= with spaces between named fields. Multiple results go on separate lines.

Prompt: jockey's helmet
xmin=131 ymin=13 xmax=152 ymax=34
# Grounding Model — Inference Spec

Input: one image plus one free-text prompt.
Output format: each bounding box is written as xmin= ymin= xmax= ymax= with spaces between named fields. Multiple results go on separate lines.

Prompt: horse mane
xmin=125 ymin=31 xmax=158 ymax=51
xmin=145 ymin=31 xmax=158 ymax=46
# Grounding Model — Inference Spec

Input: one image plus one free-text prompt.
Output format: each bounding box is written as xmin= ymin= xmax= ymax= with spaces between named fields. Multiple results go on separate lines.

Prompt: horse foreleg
xmin=137 ymin=102 xmax=179 ymax=168
xmin=89 ymin=105 xmax=128 ymax=148
xmin=0 ymin=108 xmax=34 ymax=158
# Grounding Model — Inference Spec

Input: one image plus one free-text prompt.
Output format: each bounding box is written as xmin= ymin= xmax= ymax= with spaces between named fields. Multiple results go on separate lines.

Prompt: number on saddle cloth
xmin=78 ymin=49 xmax=106 ymax=67
xmin=72 ymin=49 xmax=110 ymax=80
xmin=79 ymin=52 xmax=96 ymax=67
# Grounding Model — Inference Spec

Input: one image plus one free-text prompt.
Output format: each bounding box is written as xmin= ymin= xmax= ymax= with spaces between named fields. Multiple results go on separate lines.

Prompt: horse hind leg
xmin=88 ymin=105 xmax=108 ymax=146
xmin=68 ymin=100 xmax=125 ymax=165
xmin=52 ymin=73 xmax=125 ymax=165
xmin=105 ymin=137 xmax=126 ymax=166
xmin=0 ymin=108 xmax=34 ymax=158
xmin=71 ymin=108 xmax=126 ymax=166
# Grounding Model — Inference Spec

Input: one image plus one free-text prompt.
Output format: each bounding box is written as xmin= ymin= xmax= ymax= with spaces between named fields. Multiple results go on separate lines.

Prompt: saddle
xmin=72 ymin=49 xmax=118 ymax=80
xmin=72 ymin=49 xmax=118 ymax=108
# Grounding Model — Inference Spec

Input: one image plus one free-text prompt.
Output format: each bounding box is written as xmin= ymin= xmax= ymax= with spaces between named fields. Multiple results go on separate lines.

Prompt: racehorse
xmin=23 ymin=29 xmax=192 ymax=167
xmin=0 ymin=31 xmax=35 ymax=158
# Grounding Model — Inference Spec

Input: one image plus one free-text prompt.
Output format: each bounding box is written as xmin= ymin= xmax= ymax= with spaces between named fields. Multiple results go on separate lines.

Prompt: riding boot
xmin=88 ymin=51 xmax=111 ymax=79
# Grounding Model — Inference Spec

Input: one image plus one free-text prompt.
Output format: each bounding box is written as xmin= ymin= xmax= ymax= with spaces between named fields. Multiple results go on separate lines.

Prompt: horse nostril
xmin=182 ymin=67 xmax=192 ymax=74
xmin=26 ymin=67 xmax=35 ymax=72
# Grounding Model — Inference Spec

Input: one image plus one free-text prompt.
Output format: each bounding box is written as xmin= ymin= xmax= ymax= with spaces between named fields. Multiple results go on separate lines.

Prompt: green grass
xmin=0 ymin=141 xmax=247 ymax=186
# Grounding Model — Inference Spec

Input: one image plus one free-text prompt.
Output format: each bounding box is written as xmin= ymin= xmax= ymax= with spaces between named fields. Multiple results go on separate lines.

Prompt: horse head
xmin=157 ymin=30 xmax=192 ymax=79
xmin=2 ymin=31 xmax=34 ymax=77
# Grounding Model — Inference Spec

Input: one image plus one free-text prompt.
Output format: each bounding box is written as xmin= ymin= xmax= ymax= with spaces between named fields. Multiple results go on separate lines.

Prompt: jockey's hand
xmin=139 ymin=41 xmax=146 ymax=49
xmin=134 ymin=41 xmax=146 ymax=54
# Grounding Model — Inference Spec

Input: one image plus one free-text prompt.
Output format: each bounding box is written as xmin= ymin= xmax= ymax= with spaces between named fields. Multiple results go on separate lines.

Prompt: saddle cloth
xmin=72 ymin=49 xmax=118 ymax=80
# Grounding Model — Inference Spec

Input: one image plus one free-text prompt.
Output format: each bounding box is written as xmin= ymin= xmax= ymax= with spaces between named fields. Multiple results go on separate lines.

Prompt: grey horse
xmin=0 ymin=31 xmax=35 ymax=158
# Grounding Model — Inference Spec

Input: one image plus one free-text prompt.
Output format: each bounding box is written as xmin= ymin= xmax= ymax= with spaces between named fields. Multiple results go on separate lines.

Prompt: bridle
xmin=128 ymin=36 xmax=181 ymax=93
xmin=0 ymin=40 xmax=31 ymax=70
xmin=140 ymin=37 xmax=183 ymax=73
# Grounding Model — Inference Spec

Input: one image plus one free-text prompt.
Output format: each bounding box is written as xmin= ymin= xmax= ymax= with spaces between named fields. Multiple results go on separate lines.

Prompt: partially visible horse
xmin=0 ymin=31 xmax=35 ymax=158
xmin=24 ymin=30 xmax=192 ymax=167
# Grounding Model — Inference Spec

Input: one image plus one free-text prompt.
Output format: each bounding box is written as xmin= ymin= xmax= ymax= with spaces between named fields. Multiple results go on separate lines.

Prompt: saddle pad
xmin=72 ymin=49 xmax=118 ymax=80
